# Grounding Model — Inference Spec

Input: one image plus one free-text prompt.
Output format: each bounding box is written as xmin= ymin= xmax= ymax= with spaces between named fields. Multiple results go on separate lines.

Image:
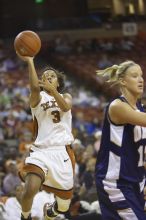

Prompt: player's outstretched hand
xmin=16 ymin=51 xmax=34 ymax=62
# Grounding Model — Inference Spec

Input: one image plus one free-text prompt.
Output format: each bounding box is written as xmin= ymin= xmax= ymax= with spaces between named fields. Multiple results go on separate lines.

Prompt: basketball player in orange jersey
xmin=16 ymin=53 xmax=75 ymax=220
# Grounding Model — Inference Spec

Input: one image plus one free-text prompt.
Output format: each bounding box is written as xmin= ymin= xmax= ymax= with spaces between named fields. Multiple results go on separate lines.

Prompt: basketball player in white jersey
xmin=16 ymin=54 xmax=75 ymax=220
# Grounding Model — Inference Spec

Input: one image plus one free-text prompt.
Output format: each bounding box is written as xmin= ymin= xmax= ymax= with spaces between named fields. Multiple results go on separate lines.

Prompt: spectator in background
xmin=93 ymin=130 xmax=102 ymax=154
xmin=4 ymin=184 xmax=24 ymax=220
xmin=79 ymin=157 xmax=97 ymax=203
xmin=64 ymin=192 xmax=101 ymax=220
xmin=2 ymin=161 xmax=21 ymax=195
xmin=98 ymin=54 xmax=112 ymax=69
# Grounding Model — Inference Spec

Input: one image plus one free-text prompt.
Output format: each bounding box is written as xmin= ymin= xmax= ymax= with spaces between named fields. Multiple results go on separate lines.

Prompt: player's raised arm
xmin=14 ymin=30 xmax=41 ymax=108
xmin=109 ymin=99 xmax=146 ymax=126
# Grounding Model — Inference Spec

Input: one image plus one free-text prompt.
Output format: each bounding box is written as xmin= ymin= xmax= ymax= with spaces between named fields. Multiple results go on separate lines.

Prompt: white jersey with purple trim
xmin=31 ymin=91 xmax=74 ymax=148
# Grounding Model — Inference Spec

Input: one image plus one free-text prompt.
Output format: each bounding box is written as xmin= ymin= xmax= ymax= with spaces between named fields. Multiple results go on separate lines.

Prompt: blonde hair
xmin=96 ymin=60 xmax=136 ymax=85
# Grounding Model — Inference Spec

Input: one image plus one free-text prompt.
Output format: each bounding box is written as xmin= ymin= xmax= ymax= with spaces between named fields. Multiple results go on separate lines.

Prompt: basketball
xmin=14 ymin=30 xmax=41 ymax=57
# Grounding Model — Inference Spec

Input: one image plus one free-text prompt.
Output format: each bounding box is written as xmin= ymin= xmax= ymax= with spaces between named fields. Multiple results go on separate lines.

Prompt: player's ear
xmin=119 ymin=78 xmax=126 ymax=86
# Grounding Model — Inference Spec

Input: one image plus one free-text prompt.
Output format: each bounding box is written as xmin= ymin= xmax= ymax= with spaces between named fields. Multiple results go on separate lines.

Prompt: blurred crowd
xmin=41 ymin=33 xmax=146 ymax=99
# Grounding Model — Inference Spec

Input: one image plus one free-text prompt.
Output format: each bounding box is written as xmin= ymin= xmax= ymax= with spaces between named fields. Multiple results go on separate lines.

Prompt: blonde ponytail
xmin=96 ymin=60 xmax=136 ymax=85
xmin=96 ymin=64 xmax=119 ymax=83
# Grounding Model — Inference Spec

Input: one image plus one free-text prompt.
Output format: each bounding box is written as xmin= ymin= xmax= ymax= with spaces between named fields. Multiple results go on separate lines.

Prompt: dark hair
xmin=42 ymin=66 xmax=66 ymax=93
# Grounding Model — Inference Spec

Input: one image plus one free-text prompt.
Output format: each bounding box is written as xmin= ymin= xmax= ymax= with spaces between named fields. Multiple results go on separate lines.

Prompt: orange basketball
xmin=14 ymin=30 xmax=41 ymax=57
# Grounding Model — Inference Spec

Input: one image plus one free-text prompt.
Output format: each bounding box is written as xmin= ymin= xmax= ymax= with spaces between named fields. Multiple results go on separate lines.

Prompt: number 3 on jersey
xmin=51 ymin=110 xmax=60 ymax=123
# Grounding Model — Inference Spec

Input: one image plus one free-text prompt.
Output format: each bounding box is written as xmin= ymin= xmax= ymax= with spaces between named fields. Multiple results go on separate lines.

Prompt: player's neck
xmin=121 ymin=94 xmax=137 ymax=110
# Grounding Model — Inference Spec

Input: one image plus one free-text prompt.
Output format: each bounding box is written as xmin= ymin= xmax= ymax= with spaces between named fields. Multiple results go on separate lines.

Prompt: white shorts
xmin=19 ymin=145 xmax=75 ymax=199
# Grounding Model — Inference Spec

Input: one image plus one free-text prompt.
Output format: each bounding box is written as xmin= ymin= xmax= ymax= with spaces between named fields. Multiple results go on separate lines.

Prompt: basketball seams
xmin=14 ymin=30 xmax=41 ymax=56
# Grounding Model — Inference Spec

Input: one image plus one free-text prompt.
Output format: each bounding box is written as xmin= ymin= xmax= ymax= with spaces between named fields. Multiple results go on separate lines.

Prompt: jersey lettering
xmin=41 ymin=100 xmax=58 ymax=111
xmin=134 ymin=126 xmax=146 ymax=142
xmin=138 ymin=145 xmax=144 ymax=167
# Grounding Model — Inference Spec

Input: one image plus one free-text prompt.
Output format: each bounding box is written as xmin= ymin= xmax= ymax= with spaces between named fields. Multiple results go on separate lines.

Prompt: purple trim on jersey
xmin=96 ymin=179 xmax=122 ymax=220
xmin=96 ymin=178 xmax=146 ymax=220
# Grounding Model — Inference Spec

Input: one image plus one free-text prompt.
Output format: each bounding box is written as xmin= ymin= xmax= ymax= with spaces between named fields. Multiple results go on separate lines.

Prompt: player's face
xmin=122 ymin=65 xmax=144 ymax=96
xmin=42 ymin=70 xmax=59 ymax=88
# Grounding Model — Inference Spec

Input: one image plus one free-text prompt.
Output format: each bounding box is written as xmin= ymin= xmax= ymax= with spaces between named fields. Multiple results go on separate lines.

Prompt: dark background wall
xmin=0 ymin=0 xmax=87 ymax=37
xmin=0 ymin=0 xmax=145 ymax=38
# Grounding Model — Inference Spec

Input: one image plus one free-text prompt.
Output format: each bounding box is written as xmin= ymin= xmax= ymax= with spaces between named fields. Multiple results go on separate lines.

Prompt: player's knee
xmin=56 ymin=197 xmax=71 ymax=213
xmin=23 ymin=175 xmax=41 ymax=198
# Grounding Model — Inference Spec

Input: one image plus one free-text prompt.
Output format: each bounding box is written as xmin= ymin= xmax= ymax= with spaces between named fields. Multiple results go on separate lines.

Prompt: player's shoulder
xmin=109 ymin=98 xmax=128 ymax=113
xmin=110 ymin=98 xmax=123 ymax=107
xmin=110 ymin=97 xmax=128 ymax=107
